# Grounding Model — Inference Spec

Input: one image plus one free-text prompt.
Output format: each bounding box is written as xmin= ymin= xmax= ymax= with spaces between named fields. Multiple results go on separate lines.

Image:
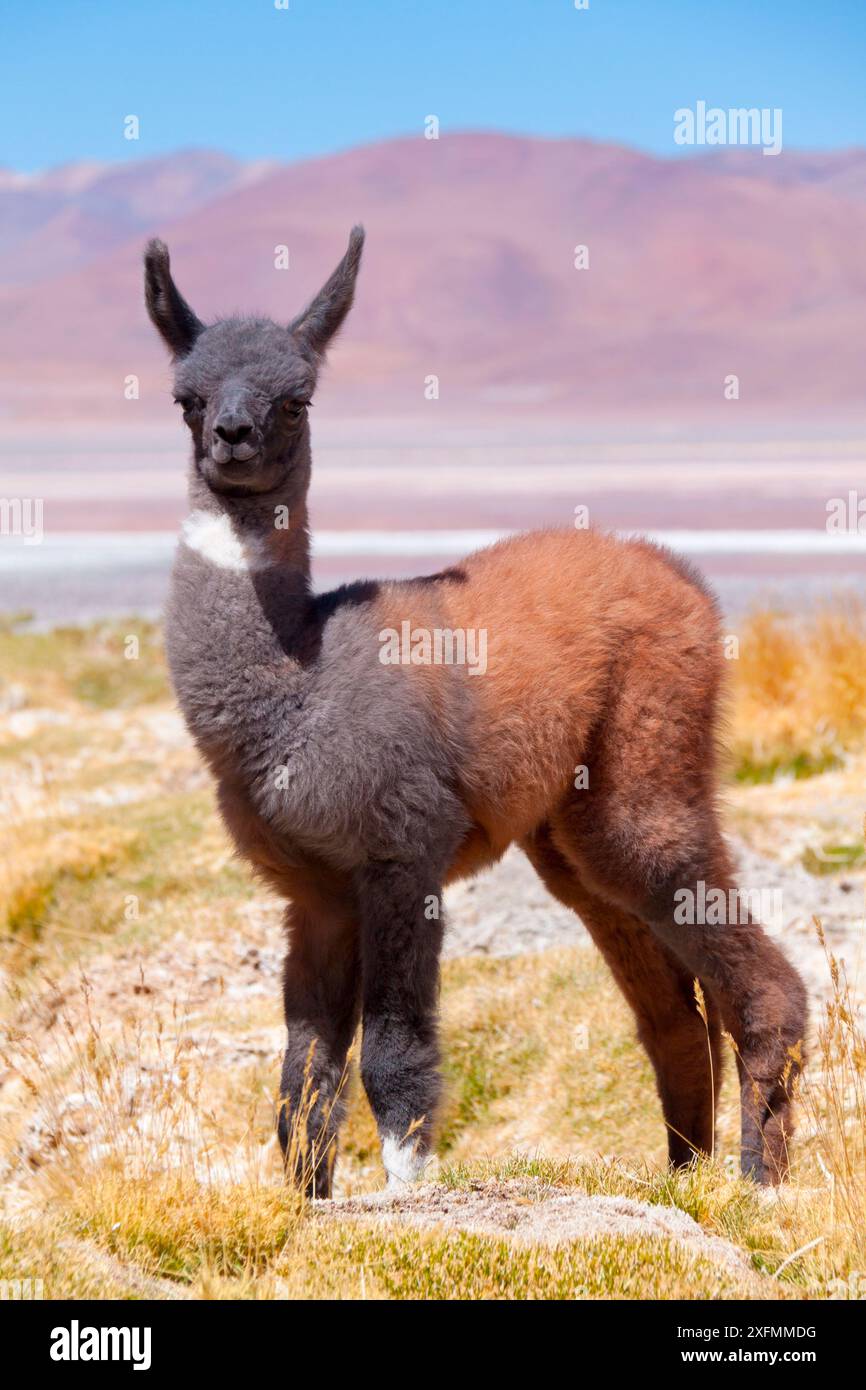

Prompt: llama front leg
xmin=358 ymin=861 xmax=445 ymax=1189
xmin=279 ymin=898 xmax=360 ymax=1199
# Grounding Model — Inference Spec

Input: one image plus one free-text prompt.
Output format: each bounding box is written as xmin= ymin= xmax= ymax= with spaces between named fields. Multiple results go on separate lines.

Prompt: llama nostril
xmin=214 ymin=421 xmax=253 ymax=446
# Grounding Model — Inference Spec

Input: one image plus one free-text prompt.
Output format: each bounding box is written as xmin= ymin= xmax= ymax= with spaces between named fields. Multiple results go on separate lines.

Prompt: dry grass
xmin=2 ymin=919 xmax=863 ymax=1299
xmin=730 ymin=597 xmax=866 ymax=783
xmin=0 ymin=614 xmax=865 ymax=1298
xmin=800 ymin=917 xmax=866 ymax=1285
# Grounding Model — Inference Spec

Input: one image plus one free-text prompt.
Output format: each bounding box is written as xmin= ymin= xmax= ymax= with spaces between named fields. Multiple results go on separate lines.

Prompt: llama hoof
xmin=381 ymin=1134 xmax=426 ymax=1191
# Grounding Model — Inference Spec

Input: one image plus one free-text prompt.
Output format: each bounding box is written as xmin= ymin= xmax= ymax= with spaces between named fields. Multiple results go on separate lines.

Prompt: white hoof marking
xmin=381 ymin=1134 xmax=426 ymax=1189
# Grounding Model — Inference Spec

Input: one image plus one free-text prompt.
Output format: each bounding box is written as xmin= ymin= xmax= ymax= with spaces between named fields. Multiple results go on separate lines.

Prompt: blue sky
xmin=4 ymin=0 xmax=864 ymax=171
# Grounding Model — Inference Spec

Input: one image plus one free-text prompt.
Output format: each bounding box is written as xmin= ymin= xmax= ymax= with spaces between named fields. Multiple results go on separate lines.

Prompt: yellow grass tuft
xmin=730 ymin=597 xmax=866 ymax=782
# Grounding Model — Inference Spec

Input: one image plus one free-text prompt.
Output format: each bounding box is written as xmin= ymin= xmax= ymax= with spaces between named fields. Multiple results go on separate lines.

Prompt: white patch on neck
xmin=181 ymin=510 xmax=272 ymax=572
xmin=381 ymin=1134 xmax=427 ymax=1191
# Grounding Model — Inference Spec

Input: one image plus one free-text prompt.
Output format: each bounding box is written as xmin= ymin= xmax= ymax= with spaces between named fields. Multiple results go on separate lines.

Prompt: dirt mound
xmin=329 ymin=1178 xmax=756 ymax=1278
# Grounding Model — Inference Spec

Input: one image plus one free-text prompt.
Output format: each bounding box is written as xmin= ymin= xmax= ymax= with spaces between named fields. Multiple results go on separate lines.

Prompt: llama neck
xmin=181 ymin=453 xmax=316 ymax=660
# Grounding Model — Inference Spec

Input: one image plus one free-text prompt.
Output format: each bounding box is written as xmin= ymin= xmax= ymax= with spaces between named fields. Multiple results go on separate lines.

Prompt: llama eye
xmin=174 ymin=394 xmax=204 ymax=413
xmin=281 ymin=399 xmax=307 ymax=419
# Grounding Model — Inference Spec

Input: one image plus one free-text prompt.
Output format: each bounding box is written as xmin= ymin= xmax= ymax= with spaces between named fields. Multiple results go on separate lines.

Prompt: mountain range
xmin=2 ymin=134 xmax=865 ymax=426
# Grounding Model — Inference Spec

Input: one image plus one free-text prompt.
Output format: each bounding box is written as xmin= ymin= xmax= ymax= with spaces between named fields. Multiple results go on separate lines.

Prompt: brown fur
xmin=372 ymin=527 xmax=807 ymax=1181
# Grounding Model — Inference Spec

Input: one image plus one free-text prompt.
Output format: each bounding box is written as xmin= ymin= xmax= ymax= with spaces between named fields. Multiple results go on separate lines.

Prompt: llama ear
xmin=290 ymin=226 xmax=365 ymax=359
xmin=144 ymin=239 xmax=204 ymax=359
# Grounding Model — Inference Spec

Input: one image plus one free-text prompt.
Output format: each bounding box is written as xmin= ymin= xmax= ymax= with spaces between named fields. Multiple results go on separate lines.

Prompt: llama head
xmin=144 ymin=227 xmax=364 ymax=497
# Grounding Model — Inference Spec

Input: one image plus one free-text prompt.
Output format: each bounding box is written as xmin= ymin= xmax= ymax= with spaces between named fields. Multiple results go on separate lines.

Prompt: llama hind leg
xmin=646 ymin=863 xmax=806 ymax=1184
xmin=549 ymin=605 xmax=807 ymax=1182
xmin=524 ymin=825 xmax=721 ymax=1167
xmin=554 ymin=804 xmax=807 ymax=1183
xmin=357 ymin=860 xmax=445 ymax=1189
xmin=279 ymin=895 xmax=360 ymax=1199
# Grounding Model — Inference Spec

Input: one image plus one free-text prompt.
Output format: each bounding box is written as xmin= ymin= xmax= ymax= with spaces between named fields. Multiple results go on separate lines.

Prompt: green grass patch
xmin=734 ymin=750 xmax=842 ymax=785
xmin=801 ymin=841 xmax=866 ymax=875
